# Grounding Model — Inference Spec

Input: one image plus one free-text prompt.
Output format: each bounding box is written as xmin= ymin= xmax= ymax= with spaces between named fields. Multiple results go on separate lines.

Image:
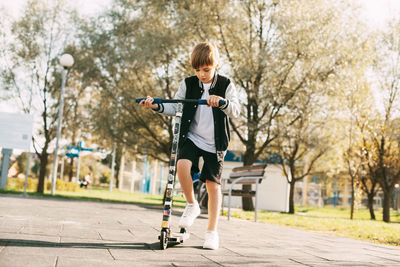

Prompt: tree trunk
xmin=68 ymin=157 xmax=74 ymax=182
xmin=382 ymin=188 xmax=392 ymax=223
xmin=242 ymin=150 xmax=255 ymax=211
xmin=114 ymin=143 xmax=123 ymax=189
xmin=37 ymin=152 xmax=48 ymax=194
xmin=350 ymin=176 xmax=355 ymax=220
xmin=367 ymin=193 xmax=376 ymax=220
xmin=288 ymin=179 xmax=295 ymax=214
xmin=115 ymin=170 xmax=120 ymax=189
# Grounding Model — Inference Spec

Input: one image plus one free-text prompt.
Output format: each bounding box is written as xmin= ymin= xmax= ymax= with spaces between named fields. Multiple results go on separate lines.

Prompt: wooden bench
xmin=221 ymin=164 xmax=267 ymax=222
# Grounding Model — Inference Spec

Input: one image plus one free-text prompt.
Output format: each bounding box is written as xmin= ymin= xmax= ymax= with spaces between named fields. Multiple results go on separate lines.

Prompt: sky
xmin=359 ymin=0 xmax=400 ymax=28
xmin=0 ymin=0 xmax=113 ymax=17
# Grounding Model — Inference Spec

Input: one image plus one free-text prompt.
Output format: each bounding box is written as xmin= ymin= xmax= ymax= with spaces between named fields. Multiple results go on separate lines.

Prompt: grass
xmin=1 ymin=187 xmax=399 ymax=246
xmin=226 ymin=206 xmax=400 ymax=247
xmin=0 ymin=186 xmax=187 ymax=208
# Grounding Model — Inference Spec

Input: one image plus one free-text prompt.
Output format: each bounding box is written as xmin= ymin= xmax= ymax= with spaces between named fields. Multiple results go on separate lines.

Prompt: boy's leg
xmin=200 ymin=151 xmax=223 ymax=250
xmin=177 ymin=159 xmax=195 ymax=203
xmin=203 ymin=179 xmax=221 ymax=250
xmin=205 ymin=180 xmax=221 ymax=231
xmin=176 ymin=140 xmax=201 ymax=228
xmin=177 ymin=159 xmax=201 ymax=228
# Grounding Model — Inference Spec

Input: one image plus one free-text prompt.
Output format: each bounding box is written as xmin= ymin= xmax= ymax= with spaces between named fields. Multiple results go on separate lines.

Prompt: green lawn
xmin=1 ymin=187 xmax=399 ymax=247
xmin=227 ymin=206 xmax=400 ymax=247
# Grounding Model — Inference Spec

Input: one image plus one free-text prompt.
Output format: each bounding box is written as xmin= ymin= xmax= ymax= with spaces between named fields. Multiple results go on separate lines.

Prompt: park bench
xmin=221 ymin=163 xmax=267 ymax=222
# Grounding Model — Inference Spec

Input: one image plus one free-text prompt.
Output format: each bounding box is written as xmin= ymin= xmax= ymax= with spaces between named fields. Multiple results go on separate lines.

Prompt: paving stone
xmin=0 ymin=253 xmax=56 ymax=267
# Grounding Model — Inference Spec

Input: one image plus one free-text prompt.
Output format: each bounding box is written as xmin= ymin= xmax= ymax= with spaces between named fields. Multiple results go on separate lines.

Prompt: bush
xmin=45 ymin=179 xmax=80 ymax=192
xmin=6 ymin=177 xmax=79 ymax=192
xmin=100 ymin=169 xmax=110 ymax=184
xmin=6 ymin=177 xmax=37 ymax=191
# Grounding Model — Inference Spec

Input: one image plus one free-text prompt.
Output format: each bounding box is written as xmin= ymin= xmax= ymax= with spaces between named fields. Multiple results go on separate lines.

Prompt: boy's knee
xmin=177 ymin=159 xmax=192 ymax=170
xmin=206 ymin=180 xmax=221 ymax=191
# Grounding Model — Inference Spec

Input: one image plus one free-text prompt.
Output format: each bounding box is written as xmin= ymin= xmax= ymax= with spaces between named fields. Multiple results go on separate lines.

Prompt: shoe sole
xmin=203 ymin=245 xmax=218 ymax=250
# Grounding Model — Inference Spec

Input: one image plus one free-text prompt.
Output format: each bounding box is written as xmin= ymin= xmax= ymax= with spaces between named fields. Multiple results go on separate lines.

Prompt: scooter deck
xmin=168 ymin=231 xmax=190 ymax=243
xmin=158 ymin=229 xmax=190 ymax=245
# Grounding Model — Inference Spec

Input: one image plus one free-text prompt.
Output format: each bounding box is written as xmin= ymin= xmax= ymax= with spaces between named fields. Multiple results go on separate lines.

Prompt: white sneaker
xmin=178 ymin=202 xmax=200 ymax=228
xmin=203 ymin=231 xmax=219 ymax=250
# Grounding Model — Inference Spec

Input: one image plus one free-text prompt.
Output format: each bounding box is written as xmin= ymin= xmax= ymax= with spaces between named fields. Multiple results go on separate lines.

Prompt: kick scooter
xmin=136 ymin=97 xmax=225 ymax=250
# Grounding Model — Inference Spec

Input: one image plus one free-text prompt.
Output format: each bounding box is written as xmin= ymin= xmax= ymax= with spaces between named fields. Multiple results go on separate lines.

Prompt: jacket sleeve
xmin=220 ymin=82 xmax=240 ymax=119
xmin=155 ymin=80 xmax=186 ymax=116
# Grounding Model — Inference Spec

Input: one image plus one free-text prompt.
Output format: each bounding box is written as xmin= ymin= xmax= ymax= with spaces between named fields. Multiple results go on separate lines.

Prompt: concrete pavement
xmin=1 ymin=194 xmax=400 ymax=266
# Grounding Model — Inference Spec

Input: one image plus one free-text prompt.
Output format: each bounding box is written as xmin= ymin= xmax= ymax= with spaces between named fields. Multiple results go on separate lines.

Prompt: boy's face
xmin=195 ymin=64 xmax=217 ymax=84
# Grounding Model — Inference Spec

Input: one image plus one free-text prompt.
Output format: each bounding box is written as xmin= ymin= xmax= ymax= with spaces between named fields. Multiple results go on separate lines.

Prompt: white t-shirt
xmin=187 ymin=83 xmax=216 ymax=153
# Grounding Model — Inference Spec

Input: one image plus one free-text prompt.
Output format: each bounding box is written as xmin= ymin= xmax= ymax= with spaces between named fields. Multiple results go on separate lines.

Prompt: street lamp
xmin=51 ymin=53 xmax=74 ymax=195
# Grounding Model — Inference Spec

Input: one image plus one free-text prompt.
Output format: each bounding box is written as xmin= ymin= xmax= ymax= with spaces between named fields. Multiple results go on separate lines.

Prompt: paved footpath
xmin=1 ymin=194 xmax=400 ymax=267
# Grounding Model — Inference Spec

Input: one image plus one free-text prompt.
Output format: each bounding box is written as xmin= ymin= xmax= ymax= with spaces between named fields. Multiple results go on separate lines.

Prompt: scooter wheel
xmin=160 ymin=230 xmax=168 ymax=250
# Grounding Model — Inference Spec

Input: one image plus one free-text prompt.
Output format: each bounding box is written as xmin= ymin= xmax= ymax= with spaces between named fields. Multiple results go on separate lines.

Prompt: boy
xmin=140 ymin=42 xmax=240 ymax=250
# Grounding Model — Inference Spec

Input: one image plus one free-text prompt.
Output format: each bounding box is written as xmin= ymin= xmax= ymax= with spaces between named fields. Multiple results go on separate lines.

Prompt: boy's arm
xmin=220 ymin=82 xmax=240 ymax=119
xmin=155 ymin=80 xmax=186 ymax=115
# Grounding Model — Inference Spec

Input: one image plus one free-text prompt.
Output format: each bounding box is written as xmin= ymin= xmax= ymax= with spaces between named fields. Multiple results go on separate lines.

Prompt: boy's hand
xmin=139 ymin=96 xmax=159 ymax=110
xmin=207 ymin=95 xmax=225 ymax=107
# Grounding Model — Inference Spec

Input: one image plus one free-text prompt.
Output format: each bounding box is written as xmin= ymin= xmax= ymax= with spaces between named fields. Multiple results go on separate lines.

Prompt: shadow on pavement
xmin=0 ymin=192 xmax=165 ymax=211
xmin=0 ymin=239 xmax=157 ymax=250
xmin=146 ymin=241 xmax=204 ymax=250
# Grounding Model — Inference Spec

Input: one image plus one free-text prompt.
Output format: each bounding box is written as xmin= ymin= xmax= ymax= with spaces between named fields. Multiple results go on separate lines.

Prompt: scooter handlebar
xmin=135 ymin=98 xmax=226 ymax=107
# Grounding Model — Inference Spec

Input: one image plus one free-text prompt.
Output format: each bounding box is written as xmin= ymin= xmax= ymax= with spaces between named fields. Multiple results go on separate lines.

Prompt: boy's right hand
xmin=139 ymin=96 xmax=159 ymax=110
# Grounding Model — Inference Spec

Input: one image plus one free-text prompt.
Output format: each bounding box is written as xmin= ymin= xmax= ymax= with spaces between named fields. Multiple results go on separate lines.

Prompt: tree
xmin=368 ymin=20 xmax=400 ymax=222
xmin=58 ymin=43 xmax=98 ymax=182
xmin=275 ymin=90 xmax=328 ymax=214
xmin=359 ymin=126 xmax=380 ymax=220
xmin=15 ymin=152 xmax=28 ymax=175
xmin=342 ymin=76 xmax=377 ymax=219
xmin=360 ymin=123 xmax=400 ymax=223
xmin=208 ymin=0 xmax=365 ymax=210
xmin=73 ymin=0 xmax=197 ymax=166
xmin=0 ymin=0 xmax=77 ymax=193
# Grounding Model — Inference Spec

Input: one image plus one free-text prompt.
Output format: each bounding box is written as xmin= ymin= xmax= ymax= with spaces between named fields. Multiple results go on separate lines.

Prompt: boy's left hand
xmin=207 ymin=95 xmax=224 ymax=107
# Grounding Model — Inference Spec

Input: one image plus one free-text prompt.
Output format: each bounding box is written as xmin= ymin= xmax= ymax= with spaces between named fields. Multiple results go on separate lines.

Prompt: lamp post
xmin=51 ymin=54 xmax=74 ymax=195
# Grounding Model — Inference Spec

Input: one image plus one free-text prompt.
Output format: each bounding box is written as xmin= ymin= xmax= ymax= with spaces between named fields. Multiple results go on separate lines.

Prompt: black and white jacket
xmin=157 ymin=73 xmax=240 ymax=159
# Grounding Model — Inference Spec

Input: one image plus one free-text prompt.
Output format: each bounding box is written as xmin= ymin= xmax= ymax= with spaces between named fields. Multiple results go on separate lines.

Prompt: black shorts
xmin=178 ymin=139 xmax=223 ymax=184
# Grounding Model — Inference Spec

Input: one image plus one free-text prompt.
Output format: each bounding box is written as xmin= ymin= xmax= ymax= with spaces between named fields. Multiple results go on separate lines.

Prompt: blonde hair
xmin=191 ymin=42 xmax=219 ymax=69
